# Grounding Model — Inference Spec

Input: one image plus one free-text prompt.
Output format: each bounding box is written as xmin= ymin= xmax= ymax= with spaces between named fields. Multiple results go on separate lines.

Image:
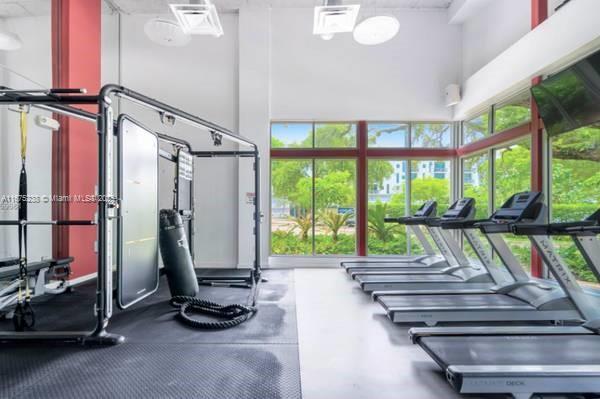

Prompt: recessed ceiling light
xmin=144 ymin=18 xmax=191 ymax=47
xmin=313 ymin=4 xmax=360 ymax=36
xmin=170 ymin=3 xmax=223 ymax=37
xmin=353 ymin=16 xmax=400 ymax=46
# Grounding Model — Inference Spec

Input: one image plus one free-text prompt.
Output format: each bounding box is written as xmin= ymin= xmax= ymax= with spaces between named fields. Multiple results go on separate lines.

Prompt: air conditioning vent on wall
xmin=169 ymin=3 xmax=223 ymax=37
xmin=313 ymin=4 xmax=360 ymax=35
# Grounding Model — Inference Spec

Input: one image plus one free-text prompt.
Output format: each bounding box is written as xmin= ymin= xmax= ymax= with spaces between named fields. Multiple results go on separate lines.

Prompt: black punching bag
xmin=159 ymin=209 xmax=199 ymax=297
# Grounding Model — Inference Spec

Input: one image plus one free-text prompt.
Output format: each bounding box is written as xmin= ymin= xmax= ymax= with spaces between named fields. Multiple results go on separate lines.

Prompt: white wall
xmin=237 ymin=8 xmax=271 ymax=267
xmin=461 ymin=0 xmax=530 ymax=84
xmin=111 ymin=13 xmax=241 ymax=268
xmin=0 ymin=16 xmax=53 ymax=261
xmin=271 ymin=8 xmax=461 ymax=121
xmin=102 ymin=7 xmax=461 ymax=269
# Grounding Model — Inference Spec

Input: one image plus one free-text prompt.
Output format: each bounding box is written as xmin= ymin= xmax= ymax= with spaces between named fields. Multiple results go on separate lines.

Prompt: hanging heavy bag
xmin=159 ymin=209 xmax=257 ymax=329
xmin=159 ymin=209 xmax=199 ymax=297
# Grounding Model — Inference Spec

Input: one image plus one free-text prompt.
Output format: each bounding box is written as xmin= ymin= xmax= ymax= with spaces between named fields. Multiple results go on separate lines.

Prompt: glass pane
xmin=314 ymin=123 xmax=357 ymax=148
xmin=551 ymin=125 xmax=600 ymax=286
xmin=368 ymin=123 xmax=408 ymax=148
xmin=412 ymin=123 xmax=452 ymax=148
xmin=463 ymin=113 xmax=490 ymax=145
xmin=271 ymin=122 xmax=312 ymax=148
xmin=462 ymin=153 xmax=489 ymax=219
xmin=270 ymin=159 xmax=313 ymax=255
xmin=493 ymin=91 xmax=531 ymax=133
xmin=314 ymin=160 xmax=356 ymax=255
xmin=462 ymin=153 xmax=490 ymax=259
xmin=367 ymin=160 xmax=408 ymax=255
xmin=410 ymin=160 xmax=451 ymax=254
xmin=493 ymin=139 xmax=532 ymax=270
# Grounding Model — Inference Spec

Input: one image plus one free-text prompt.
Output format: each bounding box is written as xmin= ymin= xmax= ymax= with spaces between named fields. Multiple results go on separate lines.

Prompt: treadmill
xmin=354 ymin=198 xmax=498 ymax=292
xmin=376 ymin=192 xmax=583 ymax=325
xmin=346 ymin=199 xmax=478 ymax=277
xmin=411 ymin=215 xmax=600 ymax=399
xmin=341 ymin=200 xmax=447 ymax=273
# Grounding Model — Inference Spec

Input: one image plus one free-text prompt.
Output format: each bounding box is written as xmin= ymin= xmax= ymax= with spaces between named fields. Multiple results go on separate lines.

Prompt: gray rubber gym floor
xmin=1 ymin=268 xmax=497 ymax=399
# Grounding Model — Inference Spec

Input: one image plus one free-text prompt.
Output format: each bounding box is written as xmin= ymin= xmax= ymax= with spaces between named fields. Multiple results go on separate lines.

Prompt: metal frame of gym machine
xmin=0 ymin=84 xmax=262 ymax=345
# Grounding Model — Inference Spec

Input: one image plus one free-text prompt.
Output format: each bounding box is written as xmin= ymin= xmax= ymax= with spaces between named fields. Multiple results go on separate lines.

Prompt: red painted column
xmin=357 ymin=121 xmax=368 ymax=256
xmin=530 ymin=0 xmax=548 ymax=277
xmin=51 ymin=0 xmax=101 ymax=278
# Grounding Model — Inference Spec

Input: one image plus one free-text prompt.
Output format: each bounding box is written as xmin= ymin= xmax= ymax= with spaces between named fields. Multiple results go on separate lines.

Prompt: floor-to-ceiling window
xmin=459 ymin=90 xmax=533 ymax=270
xmin=549 ymin=124 xmax=600 ymax=286
xmin=270 ymin=122 xmax=357 ymax=256
xmin=271 ymin=121 xmax=453 ymax=257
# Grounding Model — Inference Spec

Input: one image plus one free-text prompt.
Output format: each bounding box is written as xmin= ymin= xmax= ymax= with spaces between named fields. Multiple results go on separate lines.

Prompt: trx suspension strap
xmin=14 ymin=108 xmax=34 ymax=331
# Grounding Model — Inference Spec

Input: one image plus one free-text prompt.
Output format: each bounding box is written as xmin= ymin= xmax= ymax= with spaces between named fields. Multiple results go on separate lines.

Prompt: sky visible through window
xmin=271 ymin=123 xmax=312 ymax=147
xmin=368 ymin=123 xmax=408 ymax=147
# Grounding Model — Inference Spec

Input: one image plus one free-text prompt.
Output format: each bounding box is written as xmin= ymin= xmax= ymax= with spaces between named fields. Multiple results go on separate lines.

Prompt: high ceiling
xmin=108 ymin=0 xmax=454 ymax=14
xmin=0 ymin=0 xmax=455 ymax=17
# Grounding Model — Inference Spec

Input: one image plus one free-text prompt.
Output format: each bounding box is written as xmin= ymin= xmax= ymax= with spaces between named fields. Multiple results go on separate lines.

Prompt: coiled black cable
xmin=170 ymin=297 xmax=257 ymax=329
xmin=169 ymin=275 xmax=261 ymax=329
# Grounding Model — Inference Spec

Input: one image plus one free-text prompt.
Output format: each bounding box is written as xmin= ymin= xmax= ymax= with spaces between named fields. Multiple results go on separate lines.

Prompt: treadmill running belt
xmin=343 ymin=261 xmax=430 ymax=269
xmin=379 ymin=294 xmax=531 ymax=310
xmin=356 ymin=274 xmax=462 ymax=283
xmin=419 ymin=335 xmax=600 ymax=368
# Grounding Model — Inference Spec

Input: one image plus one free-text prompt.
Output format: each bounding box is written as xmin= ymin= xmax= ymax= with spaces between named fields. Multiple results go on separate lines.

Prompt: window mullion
xmin=311 ymin=158 xmax=316 ymax=256
xmin=406 ymin=159 xmax=412 ymax=255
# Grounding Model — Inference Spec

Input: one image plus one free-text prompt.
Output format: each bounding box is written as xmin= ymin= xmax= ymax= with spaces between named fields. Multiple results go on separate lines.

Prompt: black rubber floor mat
xmin=0 ymin=270 xmax=298 ymax=344
xmin=0 ymin=343 xmax=302 ymax=399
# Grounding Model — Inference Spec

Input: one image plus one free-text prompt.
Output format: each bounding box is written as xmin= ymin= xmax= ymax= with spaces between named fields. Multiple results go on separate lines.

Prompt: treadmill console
xmin=441 ymin=198 xmax=475 ymax=220
xmin=492 ymin=191 xmax=542 ymax=222
xmin=413 ymin=200 xmax=437 ymax=217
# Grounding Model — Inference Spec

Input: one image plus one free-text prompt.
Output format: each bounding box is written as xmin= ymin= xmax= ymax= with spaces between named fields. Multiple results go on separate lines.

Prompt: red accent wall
xmin=51 ymin=0 xmax=101 ymax=278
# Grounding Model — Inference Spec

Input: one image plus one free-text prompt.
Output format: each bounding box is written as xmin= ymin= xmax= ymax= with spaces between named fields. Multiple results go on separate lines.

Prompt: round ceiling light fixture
xmin=144 ymin=18 xmax=191 ymax=47
xmin=0 ymin=30 xmax=22 ymax=51
xmin=353 ymin=15 xmax=399 ymax=46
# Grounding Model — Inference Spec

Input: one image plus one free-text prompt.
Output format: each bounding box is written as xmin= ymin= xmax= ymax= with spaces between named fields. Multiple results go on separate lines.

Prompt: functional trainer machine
xmin=0 ymin=84 xmax=262 ymax=345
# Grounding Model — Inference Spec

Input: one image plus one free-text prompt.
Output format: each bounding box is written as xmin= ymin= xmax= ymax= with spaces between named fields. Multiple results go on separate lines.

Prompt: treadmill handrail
xmin=440 ymin=218 xmax=490 ymax=230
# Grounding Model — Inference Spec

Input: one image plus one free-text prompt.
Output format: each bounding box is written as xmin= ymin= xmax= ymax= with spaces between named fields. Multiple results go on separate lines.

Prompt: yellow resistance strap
xmin=20 ymin=110 xmax=27 ymax=160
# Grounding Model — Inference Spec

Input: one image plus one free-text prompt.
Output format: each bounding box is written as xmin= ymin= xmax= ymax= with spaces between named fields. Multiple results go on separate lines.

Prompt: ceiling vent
xmin=169 ymin=2 xmax=223 ymax=37
xmin=313 ymin=4 xmax=360 ymax=35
